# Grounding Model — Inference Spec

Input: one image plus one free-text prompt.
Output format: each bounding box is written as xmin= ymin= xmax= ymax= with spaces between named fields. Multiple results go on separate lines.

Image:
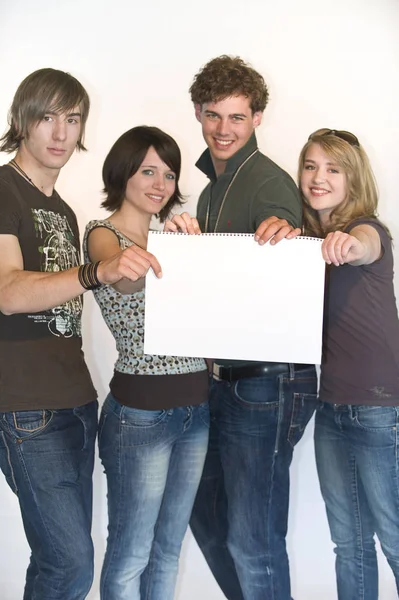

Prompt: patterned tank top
xmin=83 ymin=220 xmax=207 ymax=376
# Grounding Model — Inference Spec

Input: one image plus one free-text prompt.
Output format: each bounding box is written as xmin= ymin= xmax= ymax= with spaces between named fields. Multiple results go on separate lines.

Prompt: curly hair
xmin=189 ymin=55 xmax=269 ymax=113
xmin=298 ymin=130 xmax=383 ymax=237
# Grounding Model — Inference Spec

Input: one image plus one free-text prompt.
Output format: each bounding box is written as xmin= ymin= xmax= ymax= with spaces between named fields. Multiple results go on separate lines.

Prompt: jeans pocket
xmin=288 ymin=393 xmax=318 ymax=447
xmin=8 ymin=409 xmax=53 ymax=439
xmin=120 ymin=406 xmax=171 ymax=447
xmin=121 ymin=406 xmax=168 ymax=427
xmin=232 ymin=377 xmax=280 ymax=409
xmin=354 ymin=405 xmax=399 ymax=431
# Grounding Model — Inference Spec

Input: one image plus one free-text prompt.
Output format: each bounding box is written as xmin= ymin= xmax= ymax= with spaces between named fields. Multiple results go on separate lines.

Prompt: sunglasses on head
xmin=309 ymin=129 xmax=360 ymax=148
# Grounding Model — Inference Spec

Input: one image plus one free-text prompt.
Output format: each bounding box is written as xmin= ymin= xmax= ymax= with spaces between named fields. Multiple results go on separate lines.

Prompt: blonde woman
xmin=299 ymin=129 xmax=399 ymax=599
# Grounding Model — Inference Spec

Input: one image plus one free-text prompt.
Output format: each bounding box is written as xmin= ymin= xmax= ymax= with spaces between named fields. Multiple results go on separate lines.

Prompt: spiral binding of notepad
xmin=150 ymin=231 xmax=322 ymax=241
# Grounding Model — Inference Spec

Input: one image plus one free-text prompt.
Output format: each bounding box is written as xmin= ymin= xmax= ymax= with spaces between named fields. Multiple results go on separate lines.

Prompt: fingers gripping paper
xmin=144 ymin=232 xmax=325 ymax=364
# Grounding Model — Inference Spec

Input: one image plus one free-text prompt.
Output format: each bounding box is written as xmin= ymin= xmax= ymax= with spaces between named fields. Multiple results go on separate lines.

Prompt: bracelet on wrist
xmin=78 ymin=262 xmax=101 ymax=290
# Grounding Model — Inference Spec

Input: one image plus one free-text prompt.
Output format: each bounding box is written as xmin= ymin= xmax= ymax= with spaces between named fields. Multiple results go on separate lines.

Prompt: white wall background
xmin=0 ymin=0 xmax=398 ymax=597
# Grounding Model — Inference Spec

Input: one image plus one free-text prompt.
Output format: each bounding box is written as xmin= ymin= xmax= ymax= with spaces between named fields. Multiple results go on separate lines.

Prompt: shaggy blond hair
xmin=298 ymin=129 xmax=379 ymax=237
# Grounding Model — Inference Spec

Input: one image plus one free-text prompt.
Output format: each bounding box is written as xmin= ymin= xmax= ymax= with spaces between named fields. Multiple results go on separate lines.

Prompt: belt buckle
xmin=213 ymin=363 xmax=222 ymax=380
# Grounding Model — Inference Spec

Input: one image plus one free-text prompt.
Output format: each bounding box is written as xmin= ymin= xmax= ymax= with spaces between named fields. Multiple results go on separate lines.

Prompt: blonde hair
xmin=298 ymin=129 xmax=379 ymax=237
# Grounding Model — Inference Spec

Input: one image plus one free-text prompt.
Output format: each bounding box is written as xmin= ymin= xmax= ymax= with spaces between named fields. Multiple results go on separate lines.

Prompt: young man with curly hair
xmin=166 ymin=55 xmax=317 ymax=600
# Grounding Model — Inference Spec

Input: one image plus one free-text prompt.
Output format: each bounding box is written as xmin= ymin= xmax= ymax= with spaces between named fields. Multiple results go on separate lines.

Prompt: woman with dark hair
xmin=83 ymin=126 xmax=209 ymax=600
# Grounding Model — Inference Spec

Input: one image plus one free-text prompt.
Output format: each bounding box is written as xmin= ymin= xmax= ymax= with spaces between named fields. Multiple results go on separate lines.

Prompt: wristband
xmin=78 ymin=262 xmax=101 ymax=290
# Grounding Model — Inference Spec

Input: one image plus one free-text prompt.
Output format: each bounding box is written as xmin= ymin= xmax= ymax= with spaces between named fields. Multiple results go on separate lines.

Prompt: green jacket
xmin=196 ymin=133 xmax=301 ymax=233
xmin=195 ymin=134 xmax=302 ymax=367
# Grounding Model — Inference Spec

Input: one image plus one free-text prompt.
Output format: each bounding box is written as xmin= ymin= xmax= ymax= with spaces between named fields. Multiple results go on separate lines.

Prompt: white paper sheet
xmin=144 ymin=232 xmax=325 ymax=364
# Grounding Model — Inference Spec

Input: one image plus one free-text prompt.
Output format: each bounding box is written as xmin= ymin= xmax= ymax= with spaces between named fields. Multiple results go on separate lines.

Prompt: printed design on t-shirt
xmin=29 ymin=208 xmax=82 ymax=337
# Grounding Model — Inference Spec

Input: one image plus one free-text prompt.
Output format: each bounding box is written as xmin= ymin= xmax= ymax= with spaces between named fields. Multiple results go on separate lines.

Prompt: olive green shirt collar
xmin=195 ymin=133 xmax=259 ymax=182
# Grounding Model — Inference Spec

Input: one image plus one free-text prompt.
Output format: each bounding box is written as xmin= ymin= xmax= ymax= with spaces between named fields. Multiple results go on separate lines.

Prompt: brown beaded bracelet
xmin=78 ymin=262 xmax=101 ymax=290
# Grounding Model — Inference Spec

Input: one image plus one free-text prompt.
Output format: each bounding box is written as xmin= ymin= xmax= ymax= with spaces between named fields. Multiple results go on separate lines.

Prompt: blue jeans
xmin=190 ymin=366 xmax=318 ymax=600
xmin=315 ymin=401 xmax=399 ymax=600
xmin=99 ymin=393 xmax=210 ymax=600
xmin=0 ymin=400 xmax=98 ymax=600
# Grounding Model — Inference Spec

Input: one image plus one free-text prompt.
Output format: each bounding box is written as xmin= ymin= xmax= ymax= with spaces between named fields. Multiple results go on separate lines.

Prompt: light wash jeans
xmin=99 ymin=393 xmax=210 ymax=600
xmin=315 ymin=401 xmax=399 ymax=599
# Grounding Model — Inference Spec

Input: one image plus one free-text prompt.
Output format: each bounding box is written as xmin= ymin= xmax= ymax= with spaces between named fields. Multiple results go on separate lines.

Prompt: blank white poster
xmin=144 ymin=232 xmax=325 ymax=364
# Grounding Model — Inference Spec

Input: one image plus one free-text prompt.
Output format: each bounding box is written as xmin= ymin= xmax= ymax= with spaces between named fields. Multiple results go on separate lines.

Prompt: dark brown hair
xmin=0 ymin=68 xmax=90 ymax=153
xmin=102 ymin=126 xmax=184 ymax=222
xmin=190 ymin=55 xmax=269 ymax=113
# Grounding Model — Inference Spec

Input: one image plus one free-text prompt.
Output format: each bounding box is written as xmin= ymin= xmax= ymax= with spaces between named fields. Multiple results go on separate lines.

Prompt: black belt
xmin=213 ymin=362 xmax=313 ymax=382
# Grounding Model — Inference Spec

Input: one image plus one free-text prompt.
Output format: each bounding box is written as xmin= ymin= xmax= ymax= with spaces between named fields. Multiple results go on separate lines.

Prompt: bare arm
xmin=0 ymin=233 xmax=162 ymax=315
xmin=87 ymin=227 xmax=145 ymax=294
xmin=321 ymin=225 xmax=382 ymax=267
xmin=0 ymin=234 xmax=86 ymax=315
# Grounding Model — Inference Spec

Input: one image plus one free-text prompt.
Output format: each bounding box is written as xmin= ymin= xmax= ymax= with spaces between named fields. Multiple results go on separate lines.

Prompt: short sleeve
xmin=0 ymin=178 xmax=22 ymax=236
xmin=346 ymin=218 xmax=387 ymax=240
xmin=251 ymin=175 xmax=302 ymax=230
xmin=346 ymin=218 xmax=393 ymax=274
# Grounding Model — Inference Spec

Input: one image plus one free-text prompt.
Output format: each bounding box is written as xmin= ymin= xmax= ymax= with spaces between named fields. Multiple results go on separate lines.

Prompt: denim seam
xmin=288 ymin=393 xmax=318 ymax=448
xmin=143 ymin=515 xmax=159 ymax=600
xmin=212 ymin=463 xmax=225 ymax=541
xmin=288 ymin=394 xmax=300 ymax=448
xmin=395 ymin=408 xmax=399 ymax=466
xmin=273 ymin=376 xmax=285 ymax=455
xmin=98 ymin=412 xmax=108 ymax=446
xmin=198 ymin=402 xmax=210 ymax=428
xmin=350 ymin=452 xmax=366 ymax=600
xmin=100 ymin=412 xmax=124 ymax=599
xmin=264 ymin=375 xmax=286 ymax=598
xmin=1 ymin=430 xmax=18 ymax=494
xmin=73 ymin=406 xmax=88 ymax=451
xmin=183 ymin=406 xmax=192 ymax=433
xmin=267 ymin=412 xmax=278 ymax=600
xmin=14 ymin=439 xmax=64 ymax=595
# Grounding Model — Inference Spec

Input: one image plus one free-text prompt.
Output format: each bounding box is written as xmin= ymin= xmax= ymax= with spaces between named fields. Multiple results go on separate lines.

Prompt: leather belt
xmin=212 ymin=362 xmax=313 ymax=382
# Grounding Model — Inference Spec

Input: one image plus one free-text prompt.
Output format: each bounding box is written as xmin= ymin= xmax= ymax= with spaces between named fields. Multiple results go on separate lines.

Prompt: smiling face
xmin=195 ymin=95 xmax=262 ymax=176
xmin=19 ymin=107 xmax=82 ymax=173
xmin=124 ymin=146 xmax=176 ymax=217
xmin=300 ymin=143 xmax=348 ymax=227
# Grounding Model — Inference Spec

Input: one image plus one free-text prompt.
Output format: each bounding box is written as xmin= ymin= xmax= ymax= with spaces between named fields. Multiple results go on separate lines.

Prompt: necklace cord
xmin=9 ymin=159 xmax=42 ymax=193
xmin=204 ymin=149 xmax=259 ymax=233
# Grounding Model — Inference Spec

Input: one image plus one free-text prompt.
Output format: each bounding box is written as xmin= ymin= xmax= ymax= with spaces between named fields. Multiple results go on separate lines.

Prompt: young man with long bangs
xmin=0 ymin=68 xmax=160 ymax=600
xmin=166 ymin=55 xmax=318 ymax=600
